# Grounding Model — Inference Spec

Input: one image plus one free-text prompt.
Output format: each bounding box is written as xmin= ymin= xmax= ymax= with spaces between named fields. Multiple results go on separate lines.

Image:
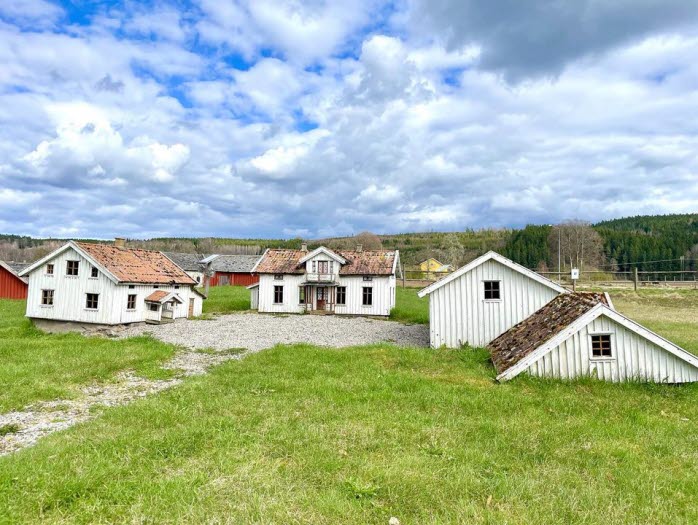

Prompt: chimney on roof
xmin=114 ymin=237 xmax=126 ymax=249
xmin=356 ymin=244 xmax=363 ymax=252
xmin=301 ymin=242 xmax=308 ymax=252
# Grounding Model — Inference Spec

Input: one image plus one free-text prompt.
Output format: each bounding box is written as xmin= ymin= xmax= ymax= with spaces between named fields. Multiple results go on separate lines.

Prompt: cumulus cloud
xmin=0 ymin=0 xmax=696 ymax=239
xmin=408 ymin=0 xmax=698 ymax=81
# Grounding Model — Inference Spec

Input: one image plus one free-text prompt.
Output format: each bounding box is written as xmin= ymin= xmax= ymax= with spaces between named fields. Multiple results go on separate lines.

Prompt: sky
xmin=1 ymin=0 xmax=698 ymax=240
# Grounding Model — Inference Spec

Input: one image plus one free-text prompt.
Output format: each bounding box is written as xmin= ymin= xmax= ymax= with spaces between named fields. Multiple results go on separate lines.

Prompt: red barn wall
xmin=0 ymin=266 xmax=28 ymax=299
xmin=209 ymin=273 xmax=259 ymax=287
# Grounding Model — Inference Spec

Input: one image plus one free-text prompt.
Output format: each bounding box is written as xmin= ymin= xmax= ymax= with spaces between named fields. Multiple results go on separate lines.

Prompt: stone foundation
xmin=30 ymin=318 xmax=145 ymax=336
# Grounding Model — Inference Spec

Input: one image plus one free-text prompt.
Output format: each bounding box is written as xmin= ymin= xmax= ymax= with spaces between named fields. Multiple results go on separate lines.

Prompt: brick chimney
xmin=356 ymin=244 xmax=363 ymax=252
xmin=114 ymin=237 xmax=126 ymax=249
xmin=301 ymin=242 xmax=308 ymax=252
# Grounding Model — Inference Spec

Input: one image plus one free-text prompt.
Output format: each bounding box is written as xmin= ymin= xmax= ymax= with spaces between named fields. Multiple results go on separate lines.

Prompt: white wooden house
xmin=418 ymin=251 xmax=566 ymax=348
xmin=490 ymin=292 xmax=698 ymax=383
xmin=249 ymin=245 xmax=398 ymax=316
xmin=20 ymin=240 xmax=204 ymax=331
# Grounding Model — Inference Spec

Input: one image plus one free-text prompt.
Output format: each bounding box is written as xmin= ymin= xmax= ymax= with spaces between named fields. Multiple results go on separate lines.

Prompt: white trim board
xmin=299 ymin=247 xmax=346 ymax=265
xmin=18 ymin=241 xmax=121 ymax=284
xmin=418 ymin=251 xmax=567 ymax=298
xmin=496 ymin=304 xmax=698 ymax=381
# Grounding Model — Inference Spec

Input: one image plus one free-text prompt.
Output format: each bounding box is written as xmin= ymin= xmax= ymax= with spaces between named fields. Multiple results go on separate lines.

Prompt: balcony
xmin=305 ymin=272 xmax=338 ymax=283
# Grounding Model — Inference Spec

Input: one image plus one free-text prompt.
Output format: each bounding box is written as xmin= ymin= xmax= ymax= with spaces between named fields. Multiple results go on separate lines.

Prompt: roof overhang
xmin=496 ymin=304 xmax=698 ymax=382
xmin=0 ymin=261 xmax=28 ymax=283
xmin=299 ymin=246 xmax=346 ymax=265
xmin=18 ymin=241 xmax=121 ymax=284
xmin=418 ymin=251 xmax=567 ymax=298
xmin=145 ymin=291 xmax=184 ymax=304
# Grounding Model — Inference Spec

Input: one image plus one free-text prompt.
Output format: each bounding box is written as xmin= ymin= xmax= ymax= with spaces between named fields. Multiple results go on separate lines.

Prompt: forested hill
xmin=595 ymin=214 xmax=698 ymax=272
xmin=2 ymin=213 xmax=697 ymax=272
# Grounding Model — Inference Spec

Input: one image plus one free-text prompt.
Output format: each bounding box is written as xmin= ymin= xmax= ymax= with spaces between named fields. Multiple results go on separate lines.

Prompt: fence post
xmin=402 ymin=264 xmax=405 ymax=288
xmin=633 ymin=267 xmax=638 ymax=291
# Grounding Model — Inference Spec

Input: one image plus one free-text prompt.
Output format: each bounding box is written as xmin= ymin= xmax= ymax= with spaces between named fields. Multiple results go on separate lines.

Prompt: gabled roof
xmin=145 ymin=290 xmax=184 ymax=304
xmin=299 ymin=247 xmax=347 ymax=265
xmin=163 ymin=252 xmax=205 ymax=272
xmin=20 ymin=241 xmax=196 ymax=285
xmin=489 ymin=293 xmax=609 ymax=377
xmin=210 ymin=254 xmax=261 ymax=273
xmin=0 ymin=261 xmax=29 ymax=283
xmin=253 ymin=247 xmax=398 ymax=276
xmin=418 ymin=251 xmax=567 ymax=297
xmin=491 ymin=293 xmax=698 ymax=381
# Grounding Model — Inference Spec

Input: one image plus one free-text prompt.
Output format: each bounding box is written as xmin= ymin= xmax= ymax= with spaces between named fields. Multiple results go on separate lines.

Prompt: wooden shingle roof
xmin=254 ymin=248 xmax=397 ymax=276
xmin=75 ymin=242 xmax=196 ymax=285
xmin=489 ymin=293 xmax=609 ymax=375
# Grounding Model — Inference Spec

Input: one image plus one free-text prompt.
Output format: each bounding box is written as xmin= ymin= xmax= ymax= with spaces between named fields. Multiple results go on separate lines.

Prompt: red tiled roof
xmin=488 ymin=292 xmax=609 ymax=375
xmin=145 ymin=290 xmax=170 ymax=302
xmin=254 ymin=248 xmax=397 ymax=276
xmin=75 ymin=242 xmax=196 ymax=285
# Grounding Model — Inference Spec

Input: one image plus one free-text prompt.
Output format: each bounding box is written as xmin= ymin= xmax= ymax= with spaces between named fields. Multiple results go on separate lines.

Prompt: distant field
xmin=0 ymin=300 xmax=176 ymax=413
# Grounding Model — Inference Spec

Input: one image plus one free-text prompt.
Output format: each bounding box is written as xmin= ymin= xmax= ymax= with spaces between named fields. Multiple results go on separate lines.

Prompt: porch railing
xmin=305 ymin=273 xmax=338 ymax=283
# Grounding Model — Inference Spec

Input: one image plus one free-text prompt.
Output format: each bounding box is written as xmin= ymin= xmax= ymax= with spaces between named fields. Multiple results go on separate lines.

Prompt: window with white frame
xmin=483 ymin=280 xmax=500 ymax=300
xmin=274 ymin=285 xmax=284 ymax=304
xmin=127 ymin=294 xmax=137 ymax=310
xmin=591 ymin=334 xmax=613 ymax=358
xmin=298 ymin=286 xmax=306 ymax=304
xmin=66 ymin=260 xmax=79 ymax=276
xmin=362 ymin=287 xmax=373 ymax=306
xmin=90 ymin=266 xmax=99 ymax=278
xmin=41 ymin=289 xmax=54 ymax=305
xmin=46 ymin=264 xmax=54 ymax=275
xmin=336 ymin=286 xmax=346 ymax=305
xmin=85 ymin=293 xmax=99 ymax=310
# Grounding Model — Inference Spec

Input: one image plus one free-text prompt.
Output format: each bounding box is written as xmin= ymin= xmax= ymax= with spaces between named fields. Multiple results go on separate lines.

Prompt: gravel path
xmin=119 ymin=312 xmax=430 ymax=351
xmin=1 ymin=314 xmax=428 ymax=455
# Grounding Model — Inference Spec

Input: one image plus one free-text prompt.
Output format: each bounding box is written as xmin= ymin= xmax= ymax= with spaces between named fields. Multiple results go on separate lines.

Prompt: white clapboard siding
xmin=25 ymin=246 xmax=202 ymax=325
xmin=526 ymin=314 xmax=698 ymax=383
xmin=428 ymin=258 xmax=560 ymax=348
xmin=257 ymin=274 xmax=395 ymax=316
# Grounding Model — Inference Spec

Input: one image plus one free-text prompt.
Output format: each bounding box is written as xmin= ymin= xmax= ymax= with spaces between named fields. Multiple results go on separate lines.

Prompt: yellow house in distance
xmin=418 ymin=258 xmax=454 ymax=274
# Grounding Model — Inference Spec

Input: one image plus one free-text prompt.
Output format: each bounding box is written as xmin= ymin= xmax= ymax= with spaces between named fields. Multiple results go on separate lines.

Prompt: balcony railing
xmin=305 ymin=273 xmax=338 ymax=283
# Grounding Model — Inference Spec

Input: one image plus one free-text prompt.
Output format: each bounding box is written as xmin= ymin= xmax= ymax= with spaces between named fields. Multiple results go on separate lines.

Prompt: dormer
xmin=299 ymin=247 xmax=346 ymax=276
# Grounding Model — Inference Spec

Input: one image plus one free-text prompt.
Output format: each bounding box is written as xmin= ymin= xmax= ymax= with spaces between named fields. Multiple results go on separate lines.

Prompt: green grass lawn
xmin=1 ymin=344 xmax=697 ymax=524
xmin=390 ymin=287 xmax=429 ymax=324
xmin=201 ymin=285 xmax=252 ymax=314
xmin=2 ymin=287 xmax=698 ymax=523
xmin=0 ymin=300 xmax=176 ymax=412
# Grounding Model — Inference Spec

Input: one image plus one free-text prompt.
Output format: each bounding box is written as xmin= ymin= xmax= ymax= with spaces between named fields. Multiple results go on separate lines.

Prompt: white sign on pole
xmin=571 ymin=268 xmax=580 ymax=280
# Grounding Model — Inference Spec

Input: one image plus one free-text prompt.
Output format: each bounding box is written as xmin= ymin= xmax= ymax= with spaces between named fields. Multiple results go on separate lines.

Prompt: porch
xmin=300 ymin=283 xmax=338 ymax=314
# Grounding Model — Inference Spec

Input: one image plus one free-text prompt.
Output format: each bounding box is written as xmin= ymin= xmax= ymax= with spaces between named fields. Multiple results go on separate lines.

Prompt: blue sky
xmin=1 ymin=0 xmax=697 ymax=239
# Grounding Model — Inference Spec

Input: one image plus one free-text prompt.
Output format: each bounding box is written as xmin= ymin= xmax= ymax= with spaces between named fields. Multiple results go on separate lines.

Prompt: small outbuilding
xmin=207 ymin=255 xmax=260 ymax=287
xmin=490 ymin=292 xmax=698 ymax=383
xmin=0 ymin=261 xmax=29 ymax=299
xmin=418 ymin=251 xmax=566 ymax=348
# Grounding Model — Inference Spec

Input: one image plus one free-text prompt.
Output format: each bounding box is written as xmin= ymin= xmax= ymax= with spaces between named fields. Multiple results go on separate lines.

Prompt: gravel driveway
xmin=120 ymin=312 xmax=429 ymax=351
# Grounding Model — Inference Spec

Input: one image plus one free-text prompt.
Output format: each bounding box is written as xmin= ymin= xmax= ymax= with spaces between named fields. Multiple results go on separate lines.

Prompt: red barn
xmin=207 ymin=255 xmax=261 ymax=286
xmin=0 ymin=261 xmax=29 ymax=299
